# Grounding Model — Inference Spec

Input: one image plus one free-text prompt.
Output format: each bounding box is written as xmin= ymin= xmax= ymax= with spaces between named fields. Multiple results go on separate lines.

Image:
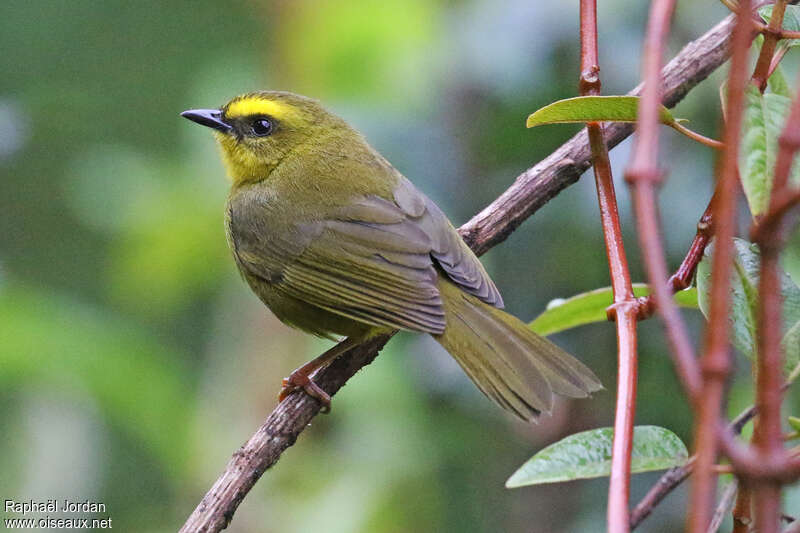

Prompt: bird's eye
xmin=250 ymin=118 xmax=273 ymax=136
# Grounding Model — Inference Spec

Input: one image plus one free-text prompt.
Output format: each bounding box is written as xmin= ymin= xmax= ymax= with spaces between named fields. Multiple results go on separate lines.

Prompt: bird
xmin=181 ymin=91 xmax=601 ymax=422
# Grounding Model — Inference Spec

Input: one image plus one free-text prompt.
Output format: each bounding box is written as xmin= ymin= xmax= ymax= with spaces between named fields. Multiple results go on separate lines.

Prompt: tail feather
xmin=434 ymin=280 xmax=602 ymax=422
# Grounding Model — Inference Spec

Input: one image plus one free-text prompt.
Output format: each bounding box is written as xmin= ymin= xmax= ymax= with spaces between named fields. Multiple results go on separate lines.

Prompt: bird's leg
xmin=278 ymin=337 xmax=358 ymax=412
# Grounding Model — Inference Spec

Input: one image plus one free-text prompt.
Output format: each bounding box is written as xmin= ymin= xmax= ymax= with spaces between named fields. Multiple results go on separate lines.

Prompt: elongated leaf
xmin=696 ymin=238 xmax=800 ymax=374
xmin=526 ymin=96 xmax=677 ymax=128
xmin=783 ymin=320 xmax=800 ymax=374
xmin=506 ymin=426 xmax=688 ymax=488
xmin=759 ymin=5 xmax=800 ymax=48
xmin=767 ymin=63 xmax=792 ymax=98
xmin=740 ymin=84 xmax=800 ymax=216
xmin=530 ymin=283 xmax=698 ymax=336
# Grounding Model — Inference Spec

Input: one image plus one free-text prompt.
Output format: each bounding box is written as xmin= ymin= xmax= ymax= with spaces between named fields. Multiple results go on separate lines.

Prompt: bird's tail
xmin=433 ymin=279 xmax=602 ymax=422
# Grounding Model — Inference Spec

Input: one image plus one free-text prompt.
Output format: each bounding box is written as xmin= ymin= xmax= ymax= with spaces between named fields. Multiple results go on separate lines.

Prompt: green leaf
xmin=783 ymin=320 xmax=800 ymax=374
xmin=696 ymin=238 xmax=800 ymax=374
xmin=740 ymin=84 xmax=800 ymax=217
xmin=530 ymin=283 xmax=698 ymax=336
xmin=767 ymin=63 xmax=792 ymax=98
xmin=506 ymin=426 xmax=688 ymax=488
xmin=526 ymin=96 xmax=677 ymax=128
xmin=789 ymin=416 xmax=800 ymax=432
xmin=759 ymin=5 xmax=800 ymax=48
xmin=785 ymin=226 xmax=800 ymax=285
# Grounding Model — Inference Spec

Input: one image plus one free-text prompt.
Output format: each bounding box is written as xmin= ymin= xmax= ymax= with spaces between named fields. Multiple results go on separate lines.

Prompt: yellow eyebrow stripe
xmin=225 ymin=98 xmax=300 ymax=122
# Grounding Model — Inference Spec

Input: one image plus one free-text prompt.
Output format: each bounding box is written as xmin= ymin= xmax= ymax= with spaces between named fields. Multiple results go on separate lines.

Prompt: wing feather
xmin=392 ymin=178 xmax=504 ymax=308
xmin=234 ymin=175 xmax=503 ymax=335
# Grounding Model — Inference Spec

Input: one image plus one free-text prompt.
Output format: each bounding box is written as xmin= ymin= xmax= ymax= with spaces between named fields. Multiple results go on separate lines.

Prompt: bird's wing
xmin=391 ymin=177 xmax=503 ymax=309
xmin=236 ymin=177 xmax=502 ymax=335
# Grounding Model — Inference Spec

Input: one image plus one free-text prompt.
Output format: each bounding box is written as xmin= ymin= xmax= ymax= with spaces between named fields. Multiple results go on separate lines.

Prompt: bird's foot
xmin=278 ymin=372 xmax=332 ymax=413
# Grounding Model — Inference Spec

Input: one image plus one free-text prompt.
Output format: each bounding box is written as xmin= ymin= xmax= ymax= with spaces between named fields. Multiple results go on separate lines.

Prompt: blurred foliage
xmin=697 ymin=239 xmax=800 ymax=375
xmin=2 ymin=0 xmax=796 ymax=531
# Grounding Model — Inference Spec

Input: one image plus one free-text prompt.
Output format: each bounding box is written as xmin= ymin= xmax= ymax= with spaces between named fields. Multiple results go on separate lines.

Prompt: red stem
xmin=749 ymin=66 xmax=800 ymax=533
xmin=625 ymin=0 xmax=702 ymax=404
xmin=580 ymin=3 xmax=638 ymax=531
xmin=766 ymin=46 xmax=789 ymax=83
xmin=752 ymin=0 xmax=787 ymax=92
xmin=752 ymin=252 xmax=783 ymax=532
xmin=669 ymin=203 xmax=714 ymax=293
xmin=687 ymin=1 xmax=752 ymax=530
xmin=732 ymin=483 xmax=753 ymax=533
xmin=636 ymin=195 xmax=715 ymax=319
xmin=607 ymin=311 xmax=638 ymax=532
xmin=728 ymin=5 xmax=791 ymax=526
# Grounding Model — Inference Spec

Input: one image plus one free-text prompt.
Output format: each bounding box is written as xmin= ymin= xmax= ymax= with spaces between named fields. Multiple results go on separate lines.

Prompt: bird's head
xmin=182 ymin=91 xmax=346 ymax=185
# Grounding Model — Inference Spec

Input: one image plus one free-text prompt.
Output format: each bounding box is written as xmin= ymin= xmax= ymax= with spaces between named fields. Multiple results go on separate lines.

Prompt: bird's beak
xmin=180 ymin=109 xmax=232 ymax=133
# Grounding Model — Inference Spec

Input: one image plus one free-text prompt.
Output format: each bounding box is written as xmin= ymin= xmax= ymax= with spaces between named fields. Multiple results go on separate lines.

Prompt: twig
xmin=732 ymin=482 xmax=753 ymax=533
xmin=637 ymin=191 xmax=716 ymax=320
xmin=644 ymin=359 xmax=798 ymax=532
xmin=750 ymin=61 xmax=800 ymax=533
xmin=669 ymin=122 xmax=725 ymax=149
xmin=630 ymin=401 xmax=758 ymax=529
xmin=708 ymin=480 xmax=739 ymax=533
xmin=767 ymin=46 xmax=790 ymax=82
xmin=752 ymin=0 xmax=787 ymax=91
xmin=579 ymin=3 xmax=639 ymax=532
xmin=753 ymin=189 xmax=800 ymax=240
xmin=716 ymin=62 xmax=800 ymax=533
xmin=625 ymin=0 xmax=703 ymax=408
xmin=178 ymin=335 xmax=391 ymax=533
xmin=180 ymin=12 xmax=745 ymax=533
xmin=722 ymin=438 xmax=800 ymax=482
xmin=630 ymin=465 xmax=692 ymax=530
xmin=688 ymin=0 xmax=752 ymax=530
xmin=460 ymin=14 xmax=737 ymax=256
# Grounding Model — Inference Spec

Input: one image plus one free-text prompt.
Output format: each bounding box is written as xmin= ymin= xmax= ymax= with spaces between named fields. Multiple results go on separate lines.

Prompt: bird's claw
xmin=278 ymin=372 xmax=332 ymax=413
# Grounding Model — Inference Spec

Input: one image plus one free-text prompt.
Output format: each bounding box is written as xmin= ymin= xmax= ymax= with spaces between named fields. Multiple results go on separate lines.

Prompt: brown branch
xmin=732 ymin=482 xmax=753 ymax=533
xmin=630 ymin=401 xmax=758 ymax=529
xmin=637 ymin=190 xmax=716 ymax=320
xmin=579 ymin=2 xmax=639 ymax=532
xmin=625 ymin=0 xmax=703 ymax=409
xmin=460 ymin=14 xmax=737 ymax=256
xmin=644 ymin=358 xmax=800 ymax=532
xmin=666 ymin=201 xmax=715 ymax=293
xmin=722 ymin=434 xmax=800 ymax=482
xmin=715 ymin=53 xmax=800 ymax=533
xmin=750 ymin=61 xmax=800 ymax=533
xmin=708 ymin=480 xmax=739 ymax=533
xmin=753 ymin=189 xmax=800 ymax=240
xmin=719 ymin=357 xmax=800 ymax=483
xmin=179 ymin=12 xmax=744 ymax=533
xmin=752 ymin=0 xmax=787 ymax=91
xmin=689 ymin=0 xmax=752 ymax=530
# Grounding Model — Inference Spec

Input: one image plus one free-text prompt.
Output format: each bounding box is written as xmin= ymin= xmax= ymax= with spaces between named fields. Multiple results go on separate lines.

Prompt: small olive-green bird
xmin=181 ymin=91 xmax=600 ymax=422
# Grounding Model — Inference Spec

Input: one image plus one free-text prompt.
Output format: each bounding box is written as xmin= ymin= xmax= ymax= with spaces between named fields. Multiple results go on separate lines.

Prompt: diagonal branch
xmin=179 ymin=13 xmax=742 ymax=533
xmin=630 ymin=404 xmax=758 ymax=529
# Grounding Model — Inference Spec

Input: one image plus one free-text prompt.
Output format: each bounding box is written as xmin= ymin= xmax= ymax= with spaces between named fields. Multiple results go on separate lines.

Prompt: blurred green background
xmin=2 ymin=1 xmax=797 ymax=531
